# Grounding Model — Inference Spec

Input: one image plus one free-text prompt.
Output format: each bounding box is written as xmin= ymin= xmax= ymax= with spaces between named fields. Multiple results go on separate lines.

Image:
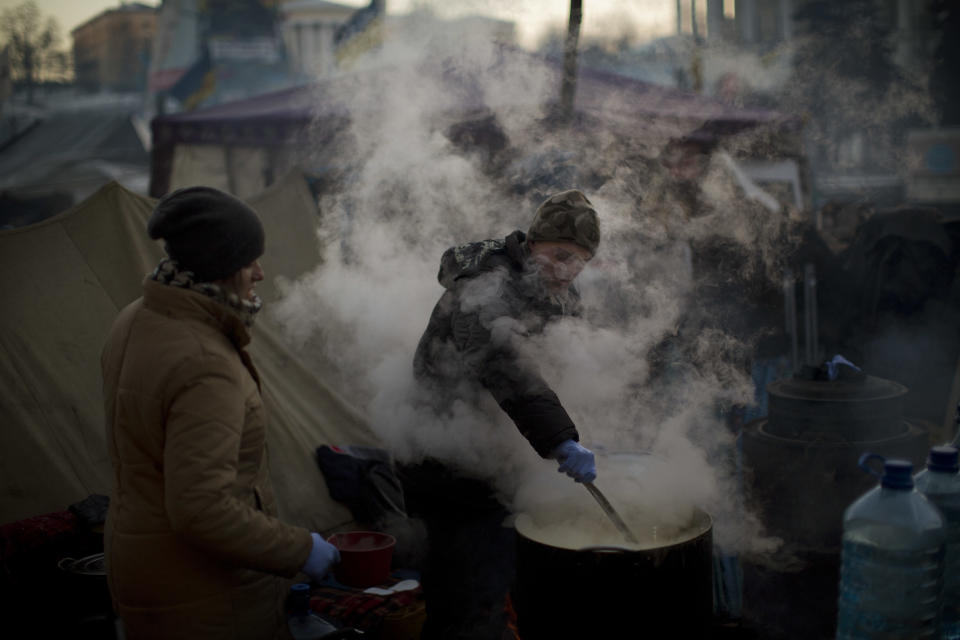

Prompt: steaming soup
xmin=514 ymin=505 xmax=709 ymax=551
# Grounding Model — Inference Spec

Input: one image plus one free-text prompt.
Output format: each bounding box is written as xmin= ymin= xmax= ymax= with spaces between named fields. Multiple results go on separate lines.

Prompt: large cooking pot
xmin=511 ymin=454 xmax=713 ymax=639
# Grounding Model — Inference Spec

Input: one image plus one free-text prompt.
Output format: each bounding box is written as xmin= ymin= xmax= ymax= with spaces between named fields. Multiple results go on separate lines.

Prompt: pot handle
xmin=577 ymin=545 xmax=632 ymax=553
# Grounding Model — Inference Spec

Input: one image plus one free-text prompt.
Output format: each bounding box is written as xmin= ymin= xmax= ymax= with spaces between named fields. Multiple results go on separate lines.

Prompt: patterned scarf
xmin=150 ymin=258 xmax=262 ymax=327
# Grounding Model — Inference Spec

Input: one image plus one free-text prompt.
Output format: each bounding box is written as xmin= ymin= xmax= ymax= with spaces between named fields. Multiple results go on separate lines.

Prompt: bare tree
xmin=0 ymin=1 xmax=64 ymax=103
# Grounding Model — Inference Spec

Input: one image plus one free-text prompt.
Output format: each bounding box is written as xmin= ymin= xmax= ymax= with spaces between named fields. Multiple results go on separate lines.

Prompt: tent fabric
xmin=0 ymin=107 xmax=148 ymax=193
xmin=152 ymin=55 xmax=793 ymax=130
xmin=0 ymin=106 xmax=151 ymax=219
xmin=168 ymin=144 xmax=299 ymax=199
xmin=149 ymin=52 xmax=799 ymax=196
xmin=0 ymin=171 xmax=379 ymax=530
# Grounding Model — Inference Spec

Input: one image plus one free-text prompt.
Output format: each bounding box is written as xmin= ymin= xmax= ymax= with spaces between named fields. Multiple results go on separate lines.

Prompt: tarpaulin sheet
xmin=0 ymin=170 xmax=379 ymax=531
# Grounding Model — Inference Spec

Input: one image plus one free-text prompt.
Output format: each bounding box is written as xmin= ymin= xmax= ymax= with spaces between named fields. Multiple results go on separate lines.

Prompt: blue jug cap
xmin=858 ymin=453 xmax=913 ymax=490
xmin=881 ymin=460 xmax=914 ymax=489
xmin=928 ymin=446 xmax=960 ymax=473
xmin=290 ymin=582 xmax=310 ymax=594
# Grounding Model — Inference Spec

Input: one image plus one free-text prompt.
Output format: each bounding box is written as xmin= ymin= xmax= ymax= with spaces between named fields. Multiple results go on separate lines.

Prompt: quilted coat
xmin=101 ymin=278 xmax=313 ymax=639
xmin=413 ymin=230 xmax=581 ymax=458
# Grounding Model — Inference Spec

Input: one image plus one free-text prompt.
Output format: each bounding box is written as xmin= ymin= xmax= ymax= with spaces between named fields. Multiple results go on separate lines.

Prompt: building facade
xmin=280 ymin=0 xmax=356 ymax=78
xmin=72 ymin=3 xmax=158 ymax=92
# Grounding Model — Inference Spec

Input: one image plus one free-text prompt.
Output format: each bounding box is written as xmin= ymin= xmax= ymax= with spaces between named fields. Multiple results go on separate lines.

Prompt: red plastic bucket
xmin=327 ymin=531 xmax=396 ymax=588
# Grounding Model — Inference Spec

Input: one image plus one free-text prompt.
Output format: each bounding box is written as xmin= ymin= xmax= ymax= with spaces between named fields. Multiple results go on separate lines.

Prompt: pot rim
xmin=327 ymin=531 xmax=397 ymax=553
xmin=514 ymin=507 xmax=712 ymax=553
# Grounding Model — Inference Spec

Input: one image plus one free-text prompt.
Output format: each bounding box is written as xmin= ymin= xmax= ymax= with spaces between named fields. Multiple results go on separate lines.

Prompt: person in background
xmin=403 ymin=188 xmax=601 ymax=639
xmin=101 ymin=187 xmax=339 ymax=639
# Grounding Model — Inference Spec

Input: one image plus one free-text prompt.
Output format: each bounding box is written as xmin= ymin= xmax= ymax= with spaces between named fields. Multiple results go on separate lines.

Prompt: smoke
xmin=701 ymin=42 xmax=795 ymax=95
xmin=271 ymin=18 xmax=790 ymax=558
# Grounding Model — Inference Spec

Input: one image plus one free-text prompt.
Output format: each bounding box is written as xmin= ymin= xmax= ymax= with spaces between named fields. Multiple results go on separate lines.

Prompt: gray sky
xmin=4 ymin=0 xmax=680 ymax=48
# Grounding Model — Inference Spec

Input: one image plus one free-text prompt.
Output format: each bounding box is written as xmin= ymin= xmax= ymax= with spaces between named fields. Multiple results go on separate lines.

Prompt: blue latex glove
xmin=301 ymin=532 xmax=340 ymax=582
xmin=826 ymin=354 xmax=861 ymax=381
xmin=550 ymin=439 xmax=597 ymax=483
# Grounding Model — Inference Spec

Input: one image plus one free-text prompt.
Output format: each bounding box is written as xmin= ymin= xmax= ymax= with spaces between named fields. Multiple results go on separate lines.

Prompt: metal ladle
xmin=583 ymin=482 xmax=639 ymax=545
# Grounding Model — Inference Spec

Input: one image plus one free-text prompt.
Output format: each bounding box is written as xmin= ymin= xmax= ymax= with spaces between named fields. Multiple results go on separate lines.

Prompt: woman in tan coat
xmin=101 ymin=187 xmax=339 ymax=639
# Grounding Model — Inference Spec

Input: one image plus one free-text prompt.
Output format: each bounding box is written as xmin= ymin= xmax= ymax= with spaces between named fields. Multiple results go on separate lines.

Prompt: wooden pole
xmin=560 ymin=0 xmax=582 ymax=122
xmin=691 ymin=0 xmax=699 ymax=39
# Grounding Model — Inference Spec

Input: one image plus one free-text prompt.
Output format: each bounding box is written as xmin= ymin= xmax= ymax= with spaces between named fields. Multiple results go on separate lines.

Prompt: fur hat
xmin=147 ymin=186 xmax=265 ymax=282
xmin=527 ymin=189 xmax=600 ymax=256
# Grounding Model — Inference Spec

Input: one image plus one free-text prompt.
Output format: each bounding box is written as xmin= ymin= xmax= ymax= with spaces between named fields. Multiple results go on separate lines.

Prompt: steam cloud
xmin=271 ymin=16 xmax=802 ymax=558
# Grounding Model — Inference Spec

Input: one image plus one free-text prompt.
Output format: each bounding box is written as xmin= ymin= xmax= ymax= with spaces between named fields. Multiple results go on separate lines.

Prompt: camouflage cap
xmin=527 ymin=189 xmax=600 ymax=256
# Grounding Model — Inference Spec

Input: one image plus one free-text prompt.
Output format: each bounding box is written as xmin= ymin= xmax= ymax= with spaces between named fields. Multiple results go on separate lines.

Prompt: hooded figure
xmin=403 ymin=189 xmax=601 ymax=640
xmin=101 ymin=187 xmax=340 ymax=639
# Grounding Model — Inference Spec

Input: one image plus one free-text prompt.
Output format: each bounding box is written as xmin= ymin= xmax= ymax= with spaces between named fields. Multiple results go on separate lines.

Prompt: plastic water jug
xmin=288 ymin=583 xmax=337 ymax=640
xmin=836 ymin=454 xmax=946 ymax=639
xmin=915 ymin=446 xmax=960 ymax=640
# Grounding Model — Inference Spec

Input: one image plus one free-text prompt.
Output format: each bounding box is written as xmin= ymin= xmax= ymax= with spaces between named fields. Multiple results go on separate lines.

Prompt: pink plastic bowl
xmin=327 ymin=531 xmax=396 ymax=588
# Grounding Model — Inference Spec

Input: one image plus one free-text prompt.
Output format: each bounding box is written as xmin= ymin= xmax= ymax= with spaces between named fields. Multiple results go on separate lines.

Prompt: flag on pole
xmin=168 ymin=49 xmax=217 ymax=111
xmin=334 ymin=0 xmax=385 ymax=67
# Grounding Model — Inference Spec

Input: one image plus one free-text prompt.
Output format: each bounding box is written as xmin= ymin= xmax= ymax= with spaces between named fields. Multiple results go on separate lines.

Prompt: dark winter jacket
xmin=414 ymin=230 xmax=581 ymax=458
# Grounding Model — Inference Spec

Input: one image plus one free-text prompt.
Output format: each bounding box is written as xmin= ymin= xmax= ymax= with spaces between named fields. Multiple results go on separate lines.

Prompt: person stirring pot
xmin=401 ymin=188 xmax=602 ymax=640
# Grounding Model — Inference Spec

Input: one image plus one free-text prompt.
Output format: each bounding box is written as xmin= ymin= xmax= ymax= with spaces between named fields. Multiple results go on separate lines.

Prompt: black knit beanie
xmin=147 ymin=186 xmax=265 ymax=282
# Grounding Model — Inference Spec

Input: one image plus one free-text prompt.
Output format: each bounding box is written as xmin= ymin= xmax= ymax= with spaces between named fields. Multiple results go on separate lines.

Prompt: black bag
xmin=315 ymin=445 xmax=406 ymax=527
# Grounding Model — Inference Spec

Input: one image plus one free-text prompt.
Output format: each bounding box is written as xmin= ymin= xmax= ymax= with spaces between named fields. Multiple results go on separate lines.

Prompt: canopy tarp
xmin=0 ymin=105 xmax=150 ymax=226
xmin=149 ymin=51 xmax=801 ymax=197
xmin=0 ymin=170 xmax=378 ymax=530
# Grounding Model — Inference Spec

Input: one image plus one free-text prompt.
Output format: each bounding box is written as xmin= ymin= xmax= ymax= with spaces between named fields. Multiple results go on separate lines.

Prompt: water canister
xmin=288 ymin=583 xmax=337 ymax=640
xmin=742 ymin=374 xmax=929 ymax=639
xmin=915 ymin=446 xmax=960 ymax=640
xmin=836 ymin=454 xmax=946 ymax=639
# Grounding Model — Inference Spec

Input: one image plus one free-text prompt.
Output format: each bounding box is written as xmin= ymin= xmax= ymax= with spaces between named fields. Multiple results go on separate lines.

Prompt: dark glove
xmin=301 ymin=532 xmax=340 ymax=582
xmin=550 ymin=439 xmax=597 ymax=483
